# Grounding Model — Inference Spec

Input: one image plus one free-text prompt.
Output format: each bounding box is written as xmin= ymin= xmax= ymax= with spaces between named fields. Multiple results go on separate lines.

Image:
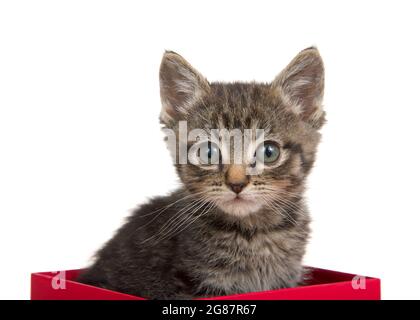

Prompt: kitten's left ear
xmin=159 ymin=51 xmax=210 ymax=124
xmin=271 ymin=47 xmax=325 ymax=129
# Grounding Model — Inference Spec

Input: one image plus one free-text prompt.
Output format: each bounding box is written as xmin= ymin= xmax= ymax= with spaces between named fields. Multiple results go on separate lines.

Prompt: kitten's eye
xmin=256 ymin=142 xmax=280 ymax=164
xmin=198 ymin=142 xmax=220 ymax=165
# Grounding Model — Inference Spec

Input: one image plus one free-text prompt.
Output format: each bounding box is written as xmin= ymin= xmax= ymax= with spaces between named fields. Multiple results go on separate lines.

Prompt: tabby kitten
xmin=78 ymin=47 xmax=325 ymax=299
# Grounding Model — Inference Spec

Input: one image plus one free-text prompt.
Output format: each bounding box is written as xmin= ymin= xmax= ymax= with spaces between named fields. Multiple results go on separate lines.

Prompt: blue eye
xmin=256 ymin=142 xmax=280 ymax=164
xmin=199 ymin=142 xmax=220 ymax=164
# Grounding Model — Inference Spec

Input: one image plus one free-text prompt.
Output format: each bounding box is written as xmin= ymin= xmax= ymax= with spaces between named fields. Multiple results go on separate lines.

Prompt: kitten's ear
xmin=159 ymin=51 xmax=210 ymax=124
xmin=271 ymin=47 xmax=325 ymax=129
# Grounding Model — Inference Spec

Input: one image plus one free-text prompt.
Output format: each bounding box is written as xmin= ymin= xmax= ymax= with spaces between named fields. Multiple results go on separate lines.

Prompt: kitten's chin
xmin=217 ymin=197 xmax=263 ymax=217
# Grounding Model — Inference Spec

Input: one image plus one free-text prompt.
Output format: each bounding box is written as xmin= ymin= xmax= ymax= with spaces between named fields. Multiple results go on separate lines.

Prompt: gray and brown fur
xmin=78 ymin=47 xmax=326 ymax=299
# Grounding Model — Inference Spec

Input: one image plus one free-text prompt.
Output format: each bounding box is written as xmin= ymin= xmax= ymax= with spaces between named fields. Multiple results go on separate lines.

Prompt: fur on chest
xmin=192 ymin=228 xmax=305 ymax=295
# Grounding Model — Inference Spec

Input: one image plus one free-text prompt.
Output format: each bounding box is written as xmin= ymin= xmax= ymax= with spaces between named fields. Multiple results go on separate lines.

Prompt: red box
xmin=31 ymin=267 xmax=380 ymax=300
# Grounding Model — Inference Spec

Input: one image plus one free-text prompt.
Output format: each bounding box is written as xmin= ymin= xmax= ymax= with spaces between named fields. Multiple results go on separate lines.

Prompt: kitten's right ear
xmin=159 ymin=51 xmax=210 ymax=124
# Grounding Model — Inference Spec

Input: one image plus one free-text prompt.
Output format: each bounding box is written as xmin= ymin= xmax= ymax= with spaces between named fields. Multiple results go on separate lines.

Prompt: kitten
xmin=77 ymin=47 xmax=325 ymax=299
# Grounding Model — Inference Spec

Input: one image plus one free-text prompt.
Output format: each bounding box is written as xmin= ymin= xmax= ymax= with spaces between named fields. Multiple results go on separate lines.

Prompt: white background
xmin=1 ymin=0 xmax=419 ymax=300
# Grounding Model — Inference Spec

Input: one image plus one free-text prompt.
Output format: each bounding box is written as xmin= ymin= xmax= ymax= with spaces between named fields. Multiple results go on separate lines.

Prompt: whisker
xmin=260 ymin=191 xmax=309 ymax=231
xmin=138 ymin=191 xmax=207 ymax=219
xmin=132 ymin=191 xmax=207 ymax=236
xmin=267 ymin=196 xmax=304 ymax=218
xmin=157 ymin=201 xmax=215 ymax=243
xmin=149 ymin=197 xmax=210 ymax=244
xmin=139 ymin=196 xmax=206 ymax=245
xmin=260 ymin=194 xmax=298 ymax=226
xmin=260 ymin=188 xmax=305 ymax=214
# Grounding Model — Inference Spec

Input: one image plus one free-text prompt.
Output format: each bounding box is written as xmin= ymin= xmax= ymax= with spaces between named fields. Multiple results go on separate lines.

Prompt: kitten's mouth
xmin=225 ymin=193 xmax=247 ymax=201
xmin=217 ymin=194 xmax=262 ymax=216
xmin=232 ymin=195 xmax=248 ymax=202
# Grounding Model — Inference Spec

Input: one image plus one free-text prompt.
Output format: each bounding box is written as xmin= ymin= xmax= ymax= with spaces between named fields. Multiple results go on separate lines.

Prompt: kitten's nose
xmin=229 ymin=183 xmax=246 ymax=194
xmin=226 ymin=165 xmax=249 ymax=194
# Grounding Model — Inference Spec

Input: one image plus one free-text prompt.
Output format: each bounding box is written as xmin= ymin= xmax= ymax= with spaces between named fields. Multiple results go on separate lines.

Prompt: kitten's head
xmin=159 ymin=48 xmax=325 ymax=217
